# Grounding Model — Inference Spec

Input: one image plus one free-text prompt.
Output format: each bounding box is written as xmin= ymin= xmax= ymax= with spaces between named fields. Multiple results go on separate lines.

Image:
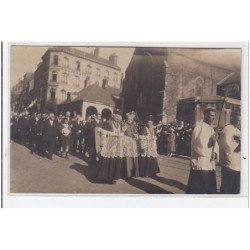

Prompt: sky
xmin=11 ymin=46 xmax=241 ymax=87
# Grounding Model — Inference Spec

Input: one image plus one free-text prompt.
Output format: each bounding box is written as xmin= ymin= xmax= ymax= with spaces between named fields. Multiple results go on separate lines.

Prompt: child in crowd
xmin=61 ymin=119 xmax=71 ymax=158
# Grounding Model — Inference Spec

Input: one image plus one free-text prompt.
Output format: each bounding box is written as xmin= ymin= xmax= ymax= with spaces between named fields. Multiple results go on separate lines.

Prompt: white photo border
xmin=2 ymin=41 xmax=249 ymax=208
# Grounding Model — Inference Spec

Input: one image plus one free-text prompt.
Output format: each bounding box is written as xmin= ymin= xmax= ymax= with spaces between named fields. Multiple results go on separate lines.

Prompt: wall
xmin=163 ymin=51 xmax=233 ymax=122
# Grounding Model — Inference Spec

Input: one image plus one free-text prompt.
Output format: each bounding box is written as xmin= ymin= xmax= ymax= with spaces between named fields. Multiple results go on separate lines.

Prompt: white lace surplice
xmin=139 ymin=127 xmax=158 ymax=158
xmin=99 ymin=123 xmax=124 ymax=158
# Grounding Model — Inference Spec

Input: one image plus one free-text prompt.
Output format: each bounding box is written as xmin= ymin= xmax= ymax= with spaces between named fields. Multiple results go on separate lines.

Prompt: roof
xmin=46 ymin=47 xmax=121 ymax=71
xmin=65 ymin=84 xmax=121 ymax=106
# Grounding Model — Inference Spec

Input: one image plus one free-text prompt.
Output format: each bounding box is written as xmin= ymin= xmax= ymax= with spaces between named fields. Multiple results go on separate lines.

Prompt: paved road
xmin=10 ymin=142 xmax=221 ymax=194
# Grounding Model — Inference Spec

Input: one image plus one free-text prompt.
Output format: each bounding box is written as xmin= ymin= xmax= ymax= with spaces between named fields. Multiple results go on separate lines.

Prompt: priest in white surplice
xmin=219 ymin=110 xmax=241 ymax=194
xmin=186 ymin=108 xmax=219 ymax=194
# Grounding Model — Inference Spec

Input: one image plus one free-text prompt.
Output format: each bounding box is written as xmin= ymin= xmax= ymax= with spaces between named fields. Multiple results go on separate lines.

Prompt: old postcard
xmin=7 ymin=44 xmax=246 ymax=197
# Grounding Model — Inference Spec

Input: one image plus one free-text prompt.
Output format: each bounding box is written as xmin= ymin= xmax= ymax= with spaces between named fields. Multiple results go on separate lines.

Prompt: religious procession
xmin=10 ymin=105 xmax=241 ymax=194
xmin=10 ymin=46 xmax=242 ymax=195
xmin=10 ymin=110 xmax=160 ymax=184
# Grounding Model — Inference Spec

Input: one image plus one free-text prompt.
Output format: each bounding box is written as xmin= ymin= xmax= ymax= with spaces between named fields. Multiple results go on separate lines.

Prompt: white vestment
xmin=190 ymin=122 xmax=218 ymax=171
xmin=218 ymin=125 xmax=241 ymax=171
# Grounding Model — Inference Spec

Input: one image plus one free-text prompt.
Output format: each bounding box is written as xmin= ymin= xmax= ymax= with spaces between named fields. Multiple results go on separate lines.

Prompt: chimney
xmin=109 ymin=53 xmax=117 ymax=65
xmin=94 ymin=47 xmax=100 ymax=58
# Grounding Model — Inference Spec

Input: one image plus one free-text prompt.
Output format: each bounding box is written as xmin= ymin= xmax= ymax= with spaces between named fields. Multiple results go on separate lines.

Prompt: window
xmin=87 ymin=64 xmax=92 ymax=75
xmin=102 ymin=78 xmax=108 ymax=88
xmin=76 ymin=61 xmax=81 ymax=71
xmin=62 ymin=72 xmax=68 ymax=83
xmin=67 ymin=92 xmax=71 ymax=101
xmin=195 ymin=77 xmax=204 ymax=96
xmin=52 ymin=71 xmax=57 ymax=82
xmin=50 ymin=88 xmax=56 ymax=99
xmin=84 ymin=76 xmax=90 ymax=88
xmin=74 ymin=76 xmax=80 ymax=86
xmin=113 ymin=72 xmax=118 ymax=81
xmin=63 ymin=57 xmax=69 ymax=67
xmin=96 ymin=67 xmax=101 ymax=77
xmin=105 ymin=70 xmax=109 ymax=78
xmin=61 ymin=89 xmax=66 ymax=101
xmin=53 ymin=55 xmax=59 ymax=66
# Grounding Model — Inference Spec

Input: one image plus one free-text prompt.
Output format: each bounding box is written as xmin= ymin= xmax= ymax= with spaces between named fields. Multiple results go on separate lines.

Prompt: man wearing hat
xmin=186 ymin=107 xmax=218 ymax=194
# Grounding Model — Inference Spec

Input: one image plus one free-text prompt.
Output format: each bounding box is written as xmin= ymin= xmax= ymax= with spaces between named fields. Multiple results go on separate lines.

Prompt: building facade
xmin=122 ymin=48 xmax=241 ymax=125
xmin=28 ymin=47 xmax=122 ymax=113
xmin=11 ymin=72 xmax=34 ymax=111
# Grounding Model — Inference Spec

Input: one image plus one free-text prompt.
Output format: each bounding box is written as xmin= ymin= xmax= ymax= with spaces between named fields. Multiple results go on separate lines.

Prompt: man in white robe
xmin=219 ymin=110 xmax=241 ymax=194
xmin=186 ymin=108 xmax=218 ymax=194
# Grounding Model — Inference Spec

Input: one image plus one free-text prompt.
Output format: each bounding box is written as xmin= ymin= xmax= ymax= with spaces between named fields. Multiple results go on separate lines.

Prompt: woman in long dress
xmin=138 ymin=115 xmax=160 ymax=177
xmin=122 ymin=111 xmax=140 ymax=179
xmin=97 ymin=110 xmax=124 ymax=184
xmin=167 ymin=127 xmax=176 ymax=157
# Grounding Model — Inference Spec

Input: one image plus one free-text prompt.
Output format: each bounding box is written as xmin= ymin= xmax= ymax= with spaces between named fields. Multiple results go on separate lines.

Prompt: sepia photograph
xmin=9 ymin=44 xmax=244 ymax=195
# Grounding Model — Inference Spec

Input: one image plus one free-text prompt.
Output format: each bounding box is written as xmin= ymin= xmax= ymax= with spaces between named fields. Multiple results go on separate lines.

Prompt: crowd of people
xmin=155 ymin=120 xmax=193 ymax=157
xmin=10 ymin=106 xmax=241 ymax=193
xmin=10 ymin=109 xmax=160 ymax=184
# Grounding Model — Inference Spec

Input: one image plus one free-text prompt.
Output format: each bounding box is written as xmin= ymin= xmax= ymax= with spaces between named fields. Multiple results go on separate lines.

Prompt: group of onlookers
xmin=10 ymin=110 xmax=104 ymax=160
xmin=11 ymin=107 xmax=241 ymax=193
xmin=156 ymin=120 xmax=193 ymax=157
xmin=10 ymin=109 xmax=161 ymax=184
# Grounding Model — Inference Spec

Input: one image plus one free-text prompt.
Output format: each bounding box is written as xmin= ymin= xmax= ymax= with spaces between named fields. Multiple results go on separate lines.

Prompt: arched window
xmin=52 ymin=71 xmax=57 ymax=82
xmin=195 ymin=77 xmax=204 ymax=96
xmin=76 ymin=61 xmax=81 ymax=71
xmin=53 ymin=55 xmax=59 ymax=66
xmin=63 ymin=57 xmax=69 ymax=67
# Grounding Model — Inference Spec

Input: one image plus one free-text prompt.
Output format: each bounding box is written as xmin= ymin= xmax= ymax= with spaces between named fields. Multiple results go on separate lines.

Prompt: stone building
xmin=122 ymin=48 xmax=241 ymax=126
xmin=28 ymin=47 xmax=122 ymax=113
xmin=11 ymin=72 xmax=34 ymax=111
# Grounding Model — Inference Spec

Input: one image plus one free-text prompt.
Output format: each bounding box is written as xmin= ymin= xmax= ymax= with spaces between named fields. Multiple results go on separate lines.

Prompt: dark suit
xmin=43 ymin=119 xmax=59 ymax=159
xmin=29 ymin=116 xmax=39 ymax=153
xmin=71 ymin=120 xmax=83 ymax=152
xmin=19 ymin=116 xmax=30 ymax=145
xmin=11 ymin=117 xmax=19 ymax=142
